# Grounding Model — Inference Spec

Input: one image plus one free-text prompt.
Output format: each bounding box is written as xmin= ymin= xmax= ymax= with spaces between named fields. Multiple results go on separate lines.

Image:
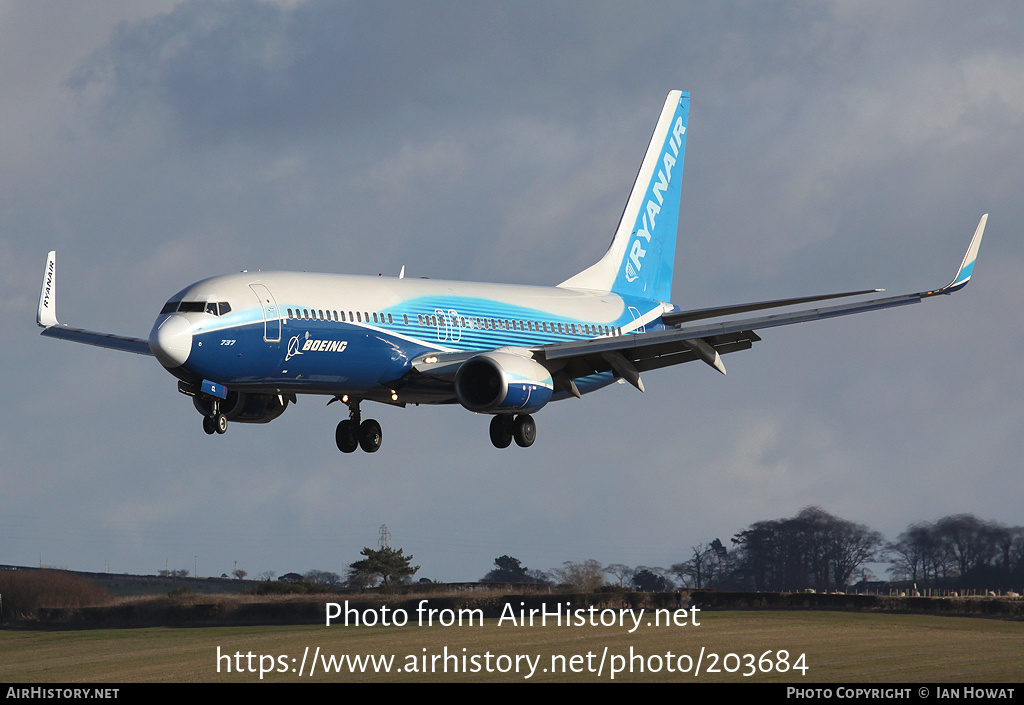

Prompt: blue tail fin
xmin=559 ymin=91 xmax=689 ymax=302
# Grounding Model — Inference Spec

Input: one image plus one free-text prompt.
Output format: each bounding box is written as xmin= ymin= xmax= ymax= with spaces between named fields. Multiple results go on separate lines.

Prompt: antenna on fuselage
xmin=399 ymin=265 xmax=405 ymax=279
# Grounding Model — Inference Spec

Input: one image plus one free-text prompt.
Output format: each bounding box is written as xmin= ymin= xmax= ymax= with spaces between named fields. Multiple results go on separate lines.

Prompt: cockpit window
xmin=163 ymin=301 xmax=233 ymax=316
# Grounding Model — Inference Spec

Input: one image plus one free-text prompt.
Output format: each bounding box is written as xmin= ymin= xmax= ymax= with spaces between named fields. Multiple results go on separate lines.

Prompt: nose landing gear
xmin=202 ymin=399 xmax=228 ymax=435
xmin=335 ymin=398 xmax=382 ymax=453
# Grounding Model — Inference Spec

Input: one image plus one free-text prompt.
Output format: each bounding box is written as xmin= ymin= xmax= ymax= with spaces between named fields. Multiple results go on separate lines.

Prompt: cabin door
xmin=249 ymin=283 xmax=282 ymax=343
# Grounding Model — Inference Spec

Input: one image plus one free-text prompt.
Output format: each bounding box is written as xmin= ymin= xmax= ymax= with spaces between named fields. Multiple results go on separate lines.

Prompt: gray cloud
xmin=1 ymin=0 xmax=1021 ymax=581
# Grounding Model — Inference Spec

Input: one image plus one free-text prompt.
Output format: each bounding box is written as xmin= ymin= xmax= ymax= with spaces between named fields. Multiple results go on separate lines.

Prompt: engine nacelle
xmin=193 ymin=391 xmax=289 ymax=424
xmin=454 ymin=351 xmax=553 ymax=413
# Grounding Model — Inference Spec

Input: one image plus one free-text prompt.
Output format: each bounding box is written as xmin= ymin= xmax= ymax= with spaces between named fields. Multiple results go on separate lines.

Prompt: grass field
xmin=2 ymin=610 xmax=1022 ymax=682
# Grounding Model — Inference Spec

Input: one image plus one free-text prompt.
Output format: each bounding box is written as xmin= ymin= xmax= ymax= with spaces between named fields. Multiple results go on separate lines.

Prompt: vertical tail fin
xmin=559 ymin=91 xmax=689 ymax=302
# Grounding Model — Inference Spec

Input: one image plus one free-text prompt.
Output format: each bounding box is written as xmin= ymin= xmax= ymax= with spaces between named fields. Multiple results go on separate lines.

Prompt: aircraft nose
xmin=150 ymin=314 xmax=193 ymax=368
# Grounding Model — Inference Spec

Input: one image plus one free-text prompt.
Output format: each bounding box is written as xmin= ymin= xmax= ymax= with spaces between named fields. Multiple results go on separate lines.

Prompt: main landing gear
xmin=489 ymin=414 xmax=536 ymax=449
xmin=335 ymin=398 xmax=382 ymax=453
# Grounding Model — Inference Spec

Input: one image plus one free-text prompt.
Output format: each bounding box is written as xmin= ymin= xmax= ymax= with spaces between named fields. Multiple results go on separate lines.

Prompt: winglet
xmin=925 ymin=214 xmax=987 ymax=296
xmin=37 ymin=250 xmax=58 ymax=328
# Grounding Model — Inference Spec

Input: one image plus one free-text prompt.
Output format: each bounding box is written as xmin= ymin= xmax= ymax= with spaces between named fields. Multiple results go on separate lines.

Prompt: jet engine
xmin=454 ymin=351 xmax=553 ymax=413
xmin=193 ymin=391 xmax=289 ymax=424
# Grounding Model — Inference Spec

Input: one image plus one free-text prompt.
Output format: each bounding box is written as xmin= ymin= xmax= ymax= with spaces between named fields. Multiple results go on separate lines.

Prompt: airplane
xmin=36 ymin=90 xmax=987 ymax=454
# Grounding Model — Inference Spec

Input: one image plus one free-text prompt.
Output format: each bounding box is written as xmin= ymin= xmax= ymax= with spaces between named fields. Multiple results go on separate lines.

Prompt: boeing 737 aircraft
xmin=37 ymin=91 xmax=987 ymax=453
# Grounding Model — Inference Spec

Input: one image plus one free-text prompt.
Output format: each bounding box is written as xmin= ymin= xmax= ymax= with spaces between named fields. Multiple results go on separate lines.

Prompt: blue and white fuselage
xmin=152 ymin=272 xmax=668 ymax=404
xmin=36 ymin=90 xmax=987 ymax=452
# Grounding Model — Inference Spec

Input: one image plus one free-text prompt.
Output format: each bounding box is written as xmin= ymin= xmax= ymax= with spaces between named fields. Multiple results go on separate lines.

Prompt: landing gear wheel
xmin=214 ymin=413 xmax=228 ymax=434
xmin=336 ymin=420 xmax=358 ymax=453
xmin=489 ymin=415 xmax=513 ymax=448
xmin=513 ymin=414 xmax=536 ymax=447
xmin=203 ymin=415 xmax=216 ymax=435
xmin=358 ymin=419 xmax=382 ymax=453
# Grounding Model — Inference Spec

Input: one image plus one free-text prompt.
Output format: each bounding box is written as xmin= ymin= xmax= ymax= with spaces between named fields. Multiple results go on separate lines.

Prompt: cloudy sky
xmin=1 ymin=0 xmax=1021 ymax=583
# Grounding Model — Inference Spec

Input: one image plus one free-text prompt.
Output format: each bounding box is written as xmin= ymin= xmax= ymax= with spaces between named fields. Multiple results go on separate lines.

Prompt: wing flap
xmin=544 ymin=291 xmax=922 ymax=365
xmin=537 ymin=330 xmax=760 ymax=379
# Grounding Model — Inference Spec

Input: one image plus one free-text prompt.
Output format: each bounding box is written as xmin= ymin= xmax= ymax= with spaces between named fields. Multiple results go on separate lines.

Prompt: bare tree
xmin=303 ymin=569 xmax=342 ymax=588
xmin=675 ymin=544 xmax=716 ymax=588
xmin=936 ymin=515 xmax=1000 ymax=580
xmin=827 ymin=517 xmax=883 ymax=590
xmin=604 ymin=563 xmax=633 ymax=587
xmin=888 ymin=524 xmax=931 ymax=582
xmin=551 ymin=560 xmax=605 ymax=592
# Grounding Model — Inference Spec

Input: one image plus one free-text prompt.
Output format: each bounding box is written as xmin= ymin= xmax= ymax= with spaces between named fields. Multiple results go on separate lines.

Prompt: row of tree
xmin=256 ymin=508 xmax=1020 ymax=594
xmin=888 ymin=514 xmax=1024 ymax=590
xmin=478 ymin=508 xmax=1023 ymax=593
xmin=677 ymin=507 xmax=884 ymax=592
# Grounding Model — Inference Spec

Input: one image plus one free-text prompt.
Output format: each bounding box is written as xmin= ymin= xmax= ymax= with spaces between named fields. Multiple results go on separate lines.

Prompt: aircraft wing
xmin=36 ymin=251 xmax=154 ymax=356
xmin=538 ymin=214 xmax=988 ymax=390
